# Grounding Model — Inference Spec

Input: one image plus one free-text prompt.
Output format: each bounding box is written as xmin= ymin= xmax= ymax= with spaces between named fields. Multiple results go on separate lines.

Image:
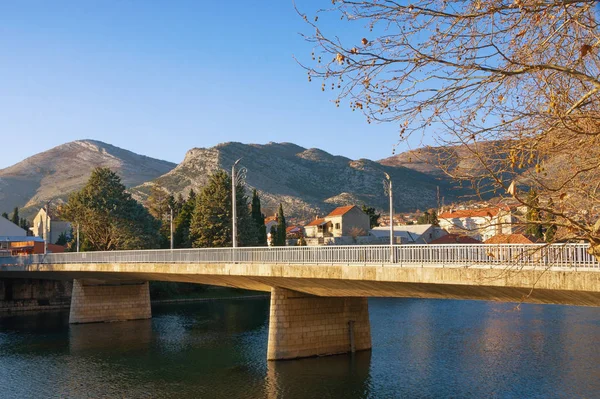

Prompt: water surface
xmin=0 ymin=298 xmax=598 ymax=398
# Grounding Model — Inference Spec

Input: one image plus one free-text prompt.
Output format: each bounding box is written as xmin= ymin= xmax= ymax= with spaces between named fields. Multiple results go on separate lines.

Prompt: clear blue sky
xmin=0 ymin=1 xmax=422 ymax=169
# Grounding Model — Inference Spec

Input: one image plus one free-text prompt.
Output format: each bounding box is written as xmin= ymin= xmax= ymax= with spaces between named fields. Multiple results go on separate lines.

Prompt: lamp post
xmin=231 ymin=158 xmax=243 ymax=248
xmin=168 ymin=204 xmax=174 ymax=250
xmin=76 ymin=223 xmax=80 ymax=253
xmin=383 ymin=173 xmax=394 ymax=263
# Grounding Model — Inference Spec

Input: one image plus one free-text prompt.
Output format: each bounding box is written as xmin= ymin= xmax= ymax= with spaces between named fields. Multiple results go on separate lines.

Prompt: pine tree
xmin=190 ymin=170 xmax=254 ymax=248
xmin=1 ymin=212 xmax=8 ymax=219
xmin=11 ymin=207 xmax=19 ymax=226
xmin=525 ymin=189 xmax=543 ymax=239
xmin=275 ymin=204 xmax=287 ymax=246
xmin=60 ymin=167 xmax=161 ymax=251
xmin=251 ymin=189 xmax=267 ymax=245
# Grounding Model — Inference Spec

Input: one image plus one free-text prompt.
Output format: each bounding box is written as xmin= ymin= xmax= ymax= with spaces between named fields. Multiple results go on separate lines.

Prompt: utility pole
xmin=44 ymin=201 xmax=51 ymax=254
xmin=383 ymin=173 xmax=394 ymax=263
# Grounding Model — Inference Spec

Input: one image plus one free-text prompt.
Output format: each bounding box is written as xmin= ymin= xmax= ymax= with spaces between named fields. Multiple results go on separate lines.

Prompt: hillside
xmin=131 ymin=142 xmax=468 ymax=219
xmin=0 ymin=140 xmax=177 ymax=218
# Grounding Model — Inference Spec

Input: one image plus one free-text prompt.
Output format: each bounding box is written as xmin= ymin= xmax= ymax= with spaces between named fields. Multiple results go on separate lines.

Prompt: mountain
xmin=131 ymin=142 xmax=468 ymax=219
xmin=378 ymin=142 xmax=503 ymax=178
xmin=0 ymin=140 xmax=177 ymax=218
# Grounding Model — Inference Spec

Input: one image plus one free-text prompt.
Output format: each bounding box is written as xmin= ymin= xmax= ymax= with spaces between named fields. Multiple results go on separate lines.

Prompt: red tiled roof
xmin=326 ymin=205 xmax=356 ymax=217
xmin=484 ymin=234 xmax=539 ymax=244
xmin=286 ymin=226 xmax=301 ymax=233
xmin=306 ymin=218 xmax=327 ymax=227
xmin=264 ymin=216 xmax=277 ymax=224
xmin=429 ymin=234 xmax=481 ymax=244
xmin=439 ymin=207 xmax=503 ymax=219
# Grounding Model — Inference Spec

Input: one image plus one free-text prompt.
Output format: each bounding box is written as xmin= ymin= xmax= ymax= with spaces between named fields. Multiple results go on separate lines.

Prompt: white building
xmin=0 ymin=217 xmax=27 ymax=236
xmin=31 ymin=207 xmax=72 ymax=245
xmin=370 ymin=224 xmax=448 ymax=244
xmin=438 ymin=207 xmax=515 ymax=242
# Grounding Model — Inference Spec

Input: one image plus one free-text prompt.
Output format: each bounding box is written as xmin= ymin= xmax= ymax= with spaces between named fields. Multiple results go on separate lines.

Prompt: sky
xmin=0 ymin=1 xmax=424 ymax=169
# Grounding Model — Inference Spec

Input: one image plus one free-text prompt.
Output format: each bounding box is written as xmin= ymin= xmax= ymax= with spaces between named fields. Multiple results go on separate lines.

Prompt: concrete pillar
xmin=69 ymin=279 xmax=151 ymax=324
xmin=267 ymin=287 xmax=371 ymax=361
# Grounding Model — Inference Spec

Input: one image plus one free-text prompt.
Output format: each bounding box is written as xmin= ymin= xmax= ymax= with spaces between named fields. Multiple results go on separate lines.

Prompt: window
xmin=335 ymin=223 xmax=340 ymax=230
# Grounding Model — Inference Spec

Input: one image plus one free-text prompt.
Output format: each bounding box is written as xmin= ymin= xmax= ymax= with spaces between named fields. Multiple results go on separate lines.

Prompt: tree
xmin=269 ymin=225 xmax=277 ymax=246
xmin=525 ymin=190 xmax=544 ymax=240
xmin=361 ymin=204 xmax=380 ymax=228
xmin=251 ymin=189 xmax=267 ymax=245
xmin=55 ymin=232 xmax=69 ymax=246
xmin=1 ymin=212 xmax=7 ymax=219
xmin=418 ymin=209 xmax=439 ymax=226
xmin=348 ymin=226 xmax=366 ymax=244
xmin=19 ymin=218 xmax=30 ymax=232
xmin=60 ymin=167 xmax=161 ymax=251
xmin=10 ymin=207 xmax=19 ymax=226
xmin=275 ymin=204 xmax=287 ymax=246
xmin=302 ymin=1 xmax=600 ymax=259
xmin=190 ymin=170 xmax=254 ymax=248
xmin=173 ymin=190 xmax=196 ymax=248
xmin=544 ymin=198 xmax=558 ymax=243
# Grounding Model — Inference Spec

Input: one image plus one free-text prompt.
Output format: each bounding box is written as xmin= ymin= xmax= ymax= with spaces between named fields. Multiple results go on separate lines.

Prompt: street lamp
xmin=231 ymin=158 xmax=247 ymax=248
xmin=168 ymin=204 xmax=174 ymax=250
xmin=383 ymin=173 xmax=394 ymax=263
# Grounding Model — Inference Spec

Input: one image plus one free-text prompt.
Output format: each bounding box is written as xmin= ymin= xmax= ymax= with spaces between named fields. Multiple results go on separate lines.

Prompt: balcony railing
xmin=0 ymin=244 xmax=598 ymax=270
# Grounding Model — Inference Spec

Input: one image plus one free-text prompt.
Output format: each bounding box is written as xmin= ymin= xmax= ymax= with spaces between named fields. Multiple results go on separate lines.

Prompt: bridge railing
xmin=0 ymin=243 xmax=597 ymax=269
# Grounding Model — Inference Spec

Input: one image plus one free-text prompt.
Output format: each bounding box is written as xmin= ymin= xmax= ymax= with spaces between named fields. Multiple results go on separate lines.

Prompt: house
xmin=369 ymin=224 xmax=448 ymax=244
xmin=0 ymin=236 xmax=46 ymax=255
xmin=324 ymin=205 xmax=370 ymax=238
xmin=264 ymin=215 xmax=278 ymax=233
xmin=0 ymin=217 xmax=27 ymax=236
xmin=286 ymin=226 xmax=303 ymax=239
xmin=31 ymin=206 xmax=72 ymax=245
xmin=304 ymin=218 xmax=332 ymax=238
xmin=429 ymin=234 xmax=481 ymax=244
xmin=438 ymin=207 xmax=515 ymax=242
xmin=484 ymin=233 xmax=541 ymax=244
xmin=304 ymin=205 xmax=370 ymax=239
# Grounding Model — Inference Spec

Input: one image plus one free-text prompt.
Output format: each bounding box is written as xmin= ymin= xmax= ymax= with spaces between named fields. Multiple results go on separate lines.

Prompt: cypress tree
xmin=544 ymin=198 xmax=557 ymax=243
xmin=525 ymin=189 xmax=543 ymax=239
xmin=11 ymin=207 xmax=19 ymax=226
xmin=173 ymin=191 xmax=196 ymax=248
xmin=275 ymin=204 xmax=287 ymax=246
xmin=251 ymin=189 xmax=267 ymax=245
xmin=269 ymin=225 xmax=277 ymax=246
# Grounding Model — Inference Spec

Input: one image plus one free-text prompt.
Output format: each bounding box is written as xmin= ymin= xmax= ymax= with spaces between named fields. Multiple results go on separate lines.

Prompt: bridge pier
xmin=267 ymin=287 xmax=371 ymax=361
xmin=69 ymin=279 xmax=151 ymax=324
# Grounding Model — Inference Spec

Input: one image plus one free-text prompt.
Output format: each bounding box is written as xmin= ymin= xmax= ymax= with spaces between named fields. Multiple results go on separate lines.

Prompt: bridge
xmin=1 ymin=243 xmax=599 ymax=360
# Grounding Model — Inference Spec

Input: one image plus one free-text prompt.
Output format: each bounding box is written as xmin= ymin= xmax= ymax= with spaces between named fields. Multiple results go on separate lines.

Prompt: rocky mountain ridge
xmin=0 ymin=140 xmax=177 ymax=218
xmin=131 ymin=141 xmax=467 ymax=218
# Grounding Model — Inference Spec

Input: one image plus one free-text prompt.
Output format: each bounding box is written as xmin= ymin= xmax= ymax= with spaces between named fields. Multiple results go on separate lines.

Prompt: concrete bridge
xmin=1 ymin=244 xmax=599 ymax=360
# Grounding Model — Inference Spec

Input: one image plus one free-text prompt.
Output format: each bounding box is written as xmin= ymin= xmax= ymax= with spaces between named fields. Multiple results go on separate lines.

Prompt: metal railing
xmin=0 ymin=244 xmax=597 ymax=270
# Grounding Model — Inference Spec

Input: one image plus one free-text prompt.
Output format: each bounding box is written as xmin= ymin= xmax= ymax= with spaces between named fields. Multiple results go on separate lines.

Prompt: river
xmin=0 ymin=298 xmax=598 ymax=398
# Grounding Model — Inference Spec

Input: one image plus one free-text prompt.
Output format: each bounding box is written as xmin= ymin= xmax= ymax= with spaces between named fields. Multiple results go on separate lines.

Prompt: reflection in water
xmin=266 ymin=351 xmax=372 ymax=399
xmin=0 ymin=298 xmax=598 ymax=398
